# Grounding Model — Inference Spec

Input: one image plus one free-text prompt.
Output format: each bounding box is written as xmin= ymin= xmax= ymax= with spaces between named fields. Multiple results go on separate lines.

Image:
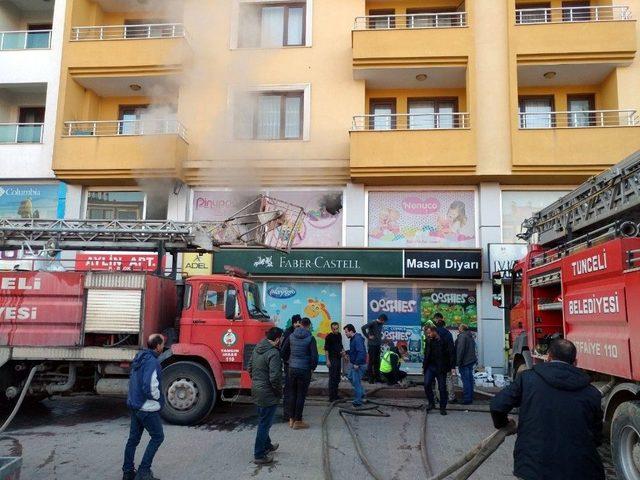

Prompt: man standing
xmin=380 ymin=341 xmax=408 ymax=386
xmin=281 ymin=314 xmax=301 ymax=423
xmin=362 ymin=314 xmax=387 ymax=384
xmin=455 ymin=324 xmax=477 ymax=405
xmin=343 ymin=324 xmax=367 ymax=407
xmin=434 ymin=314 xmax=457 ymax=404
xmin=281 ymin=317 xmax=318 ymax=429
xmin=122 ymin=334 xmax=165 ymax=480
xmin=490 ymin=339 xmax=604 ymax=480
xmin=423 ymin=326 xmax=453 ymax=415
xmin=248 ymin=327 xmax=284 ymax=465
xmin=324 ymin=321 xmax=344 ymax=402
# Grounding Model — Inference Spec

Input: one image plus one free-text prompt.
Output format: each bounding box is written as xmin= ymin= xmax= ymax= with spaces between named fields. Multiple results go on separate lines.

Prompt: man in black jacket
xmin=490 ymin=339 xmax=604 ymax=480
xmin=423 ymin=325 xmax=453 ymax=415
xmin=324 ymin=322 xmax=344 ymax=402
xmin=280 ymin=314 xmax=301 ymax=422
xmin=362 ymin=314 xmax=387 ymax=384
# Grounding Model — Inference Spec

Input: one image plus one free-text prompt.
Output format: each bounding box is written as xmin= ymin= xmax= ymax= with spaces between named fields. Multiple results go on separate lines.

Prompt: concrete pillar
xmin=345 ymin=183 xmax=366 ymax=247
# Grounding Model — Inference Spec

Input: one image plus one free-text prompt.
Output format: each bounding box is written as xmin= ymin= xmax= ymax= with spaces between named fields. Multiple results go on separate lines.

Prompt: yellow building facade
xmin=49 ymin=0 xmax=640 ymax=371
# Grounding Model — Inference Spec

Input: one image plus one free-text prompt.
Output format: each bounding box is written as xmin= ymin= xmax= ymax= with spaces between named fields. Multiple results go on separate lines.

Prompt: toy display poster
xmin=265 ymin=282 xmax=342 ymax=363
xmin=368 ymin=190 xmax=476 ymax=248
xmin=420 ymin=288 xmax=477 ymax=330
xmin=501 ymin=190 xmax=569 ymax=243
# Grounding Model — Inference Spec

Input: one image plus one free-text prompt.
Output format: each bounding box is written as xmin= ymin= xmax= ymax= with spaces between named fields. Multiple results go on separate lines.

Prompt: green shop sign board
xmin=213 ymin=249 xmax=404 ymax=278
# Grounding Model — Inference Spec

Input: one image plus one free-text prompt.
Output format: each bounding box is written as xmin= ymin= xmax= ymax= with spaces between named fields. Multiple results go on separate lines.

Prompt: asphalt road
xmin=0 ymin=395 xmax=619 ymax=480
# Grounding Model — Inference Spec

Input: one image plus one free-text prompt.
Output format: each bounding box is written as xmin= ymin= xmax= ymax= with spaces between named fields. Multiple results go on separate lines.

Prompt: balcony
xmin=352 ymin=11 xmax=471 ymax=82
xmin=0 ymin=123 xmax=43 ymax=144
xmin=54 ymin=119 xmax=187 ymax=183
xmin=513 ymin=110 xmax=640 ymax=174
xmin=66 ymin=23 xmax=188 ymax=70
xmin=0 ymin=30 xmax=51 ymax=50
xmin=513 ymin=5 xmax=636 ymax=65
xmin=350 ymin=112 xmax=475 ymax=182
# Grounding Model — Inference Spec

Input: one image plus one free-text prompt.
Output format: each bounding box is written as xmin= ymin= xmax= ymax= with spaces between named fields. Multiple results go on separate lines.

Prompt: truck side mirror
xmin=225 ymin=290 xmax=237 ymax=320
xmin=492 ymin=272 xmax=504 ymax=308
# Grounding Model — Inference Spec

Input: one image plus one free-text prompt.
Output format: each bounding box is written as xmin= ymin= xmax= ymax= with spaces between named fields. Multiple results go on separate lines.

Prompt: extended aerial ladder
xmin=518 ymin=150 xmax=640 ymax=247
xmin=0 ymin=194 xmax=304 ymax=275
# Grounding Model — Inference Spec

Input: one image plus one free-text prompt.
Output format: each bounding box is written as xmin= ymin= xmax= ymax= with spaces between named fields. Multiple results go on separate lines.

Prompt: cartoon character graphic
xmin=430 ymin=200 xmax=472 ymax=242
xmin=370 ymin=208 xmax=401 ymax=239
xmin=304 ymin=298 xmax=332 ymax=351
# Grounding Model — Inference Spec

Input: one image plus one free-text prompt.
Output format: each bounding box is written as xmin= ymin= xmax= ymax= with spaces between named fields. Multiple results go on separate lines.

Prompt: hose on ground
xmin=0 ymin=365 xmax=40 ymax=435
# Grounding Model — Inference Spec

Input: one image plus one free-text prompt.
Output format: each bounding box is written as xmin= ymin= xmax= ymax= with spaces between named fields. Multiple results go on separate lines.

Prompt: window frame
xmin=518 ymin=95 xmax=556 ymax=128
xmin=238 ymin=1 xmax=307 ymax=48
xmin=369 ymin=98 xmax=397 ymax=130
xmin=252 ymin=90 xmax=304 ymax=140
xmin=84 ymin=188 xmax=147 ymax=220
xmin=407 ymin=97 xmax=460 ymax=129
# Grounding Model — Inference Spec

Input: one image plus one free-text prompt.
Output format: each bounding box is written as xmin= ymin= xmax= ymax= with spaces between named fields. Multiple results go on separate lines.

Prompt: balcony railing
xmin=0 ymin=123 xmax=44 ymax=143
xmin=515 ymin=5 xmax=631 ymax=24
xmin=352 ymin=113 xmax=470 ymax=130
xmin=353 ymin=12 xmax=467 ymax=30
xmin=71 ymin=23 xmax=185 ymax=41
xmin=518 ymin=110 xmax=639 ymax=129
xmin=0 ymin=30 xmax=52 ymax=50
xmin=63 ymin=119 xmax=187 ymax=140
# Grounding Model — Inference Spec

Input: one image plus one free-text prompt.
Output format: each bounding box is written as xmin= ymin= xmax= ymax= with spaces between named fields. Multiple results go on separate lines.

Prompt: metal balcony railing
xmin=63 ymin=119 xmax=187 ymax=140
xmin=0 ymin=123 xmax=44 ymax=143
xmin=352 ymin=113 xmax=470 ymax=131
xmin=515 ymin=5 xmax=631 ymax=24
xmin=0 ymin=30 xmax=52 ymax=50
xmin=71 ymin=23 xmax=185 ymax=41
xmin=354 ymin=12 xmax=466 ymax=30
xmin=518 ymin=110 xmax=639 ymax=129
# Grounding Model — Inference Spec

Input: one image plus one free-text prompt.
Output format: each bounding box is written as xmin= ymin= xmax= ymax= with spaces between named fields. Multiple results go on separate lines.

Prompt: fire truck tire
xmin=611 ymin=400 xmax=640 ymax=480
xmin=161 ymin=362 xmax=216 ymax=426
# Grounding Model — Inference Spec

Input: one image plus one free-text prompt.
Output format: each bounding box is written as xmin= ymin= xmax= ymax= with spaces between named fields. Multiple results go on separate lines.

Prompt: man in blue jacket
xmin=343 ymin=324 xmax=367 ymax=407
xmin=122 ymin=334 xmax=165 ymax=480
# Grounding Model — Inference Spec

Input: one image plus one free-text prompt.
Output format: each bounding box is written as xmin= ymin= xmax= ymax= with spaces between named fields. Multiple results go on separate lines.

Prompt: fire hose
xmin=322 ymin=390 xmax=517 ymax=480
xmin=0 ymin=365 xmax=40 ymax=435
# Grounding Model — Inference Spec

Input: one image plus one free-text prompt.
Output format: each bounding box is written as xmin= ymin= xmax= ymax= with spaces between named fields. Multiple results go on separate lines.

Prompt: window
xmin=368 ymin=9 xmax=395 ymax=29
xmin=17 ymin=107 xmax=45 ymax=143
xmin=369 ymin=98 xmax=396 ymax=130
xmin=27 ymin=24 xmax=52 ymax=48
xmin=519 ymin=96 xmax=555 ymax=128
xmin=408 ymin=98 xmax=458 ymax=129
xmin=244 ymin=282 xmax=269 ymax=320
xmin=512 ymin=269 xmax=523 ymax=305
xmin=86 ymin=191 xmax=145 ymax=220
xmin=406 ymin=8 xmax=460 ymax=28
xmin=238 ymin=3 xmax=305 ymax=47
xmin=567 ymin=94 xmax=595 ymax=127
xmin=198 ymin=283 xmax=238 ymax=314
xmin=516 ymin=3 xmax=551 ymax=23
xmin=236 ymin=91 xmax=303 ymax=140
xmin=562 ymin=1 xmax=591 ymax=21
xmin=118 ymin=105 xmax=148 ymax=135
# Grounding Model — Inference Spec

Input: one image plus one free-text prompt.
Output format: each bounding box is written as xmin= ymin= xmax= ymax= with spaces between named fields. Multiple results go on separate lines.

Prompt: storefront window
xmin=368 ymin=190 xmax=476 ymax=248
xmin=264 ymin=281 xmax=342 ymax=363
xmin=86 ymin=191 xmax=145 ymax=220
xmin=501 ymin=190 xmax=570 ymax=243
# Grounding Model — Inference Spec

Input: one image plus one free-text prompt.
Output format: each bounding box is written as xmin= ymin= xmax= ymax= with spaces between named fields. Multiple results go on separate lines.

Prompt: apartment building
xmin=46 ymin=0 xmax=640 ymax=371
xmin=0 ymin=0 xmax=68 ymax=269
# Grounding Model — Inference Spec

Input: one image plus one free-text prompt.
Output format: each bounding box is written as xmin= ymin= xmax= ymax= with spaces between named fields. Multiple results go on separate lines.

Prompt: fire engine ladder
xmin=518 ymin=150 xmax=640 ymax=247
xmin=0 ymin=195 xmax=305 ymax=275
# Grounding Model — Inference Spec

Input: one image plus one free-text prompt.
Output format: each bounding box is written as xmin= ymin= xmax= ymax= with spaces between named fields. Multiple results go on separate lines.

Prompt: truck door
xmin=190 ymin=282 xmax=245 ymax=371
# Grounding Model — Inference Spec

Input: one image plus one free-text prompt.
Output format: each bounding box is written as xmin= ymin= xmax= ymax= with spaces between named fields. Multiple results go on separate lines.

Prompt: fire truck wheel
xmin=161 ymin=362 xmax=216 ymax=426
xmin=611 ymin=400 xmax=640 ymax=480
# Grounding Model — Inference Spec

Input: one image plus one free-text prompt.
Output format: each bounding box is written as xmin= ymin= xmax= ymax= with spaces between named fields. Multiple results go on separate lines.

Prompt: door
xmin=567 ymin=94 xmax=595 ymax=127
xmin=190 ymin=282 xmax=245 ymax=371
xmin=519 ymin=96 xmax=554 ymax=128
xmin=27 ymin=23 xmax=52 ymax=48
xmin=406 ymin=8 xmax=458 ymax=28
xmin=369 ymin=98 xmax=396 ymax=130
xmin=124 ymin=19 xmax=171 ymax=39
xmin=562 ymin=1 xmax=591 ymax=21
xmin=408 ymin=99 xmax=435 ymax=129
xmin=118 ymin=105 xmax=148 ymax=135
xmin=368 ymin=9 xmax=395 ymax=29
xmin=516 ymin=2 xmax=551 ymax=23
xmin=18 ymin=107 xmax=45 ymax=143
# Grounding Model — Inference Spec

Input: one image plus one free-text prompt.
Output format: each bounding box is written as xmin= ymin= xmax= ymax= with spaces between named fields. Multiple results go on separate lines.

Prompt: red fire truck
xmin=492 ymin=151 xmax=640 ymax=479
xmin=0 ymin=196 xmax=303 ymax=426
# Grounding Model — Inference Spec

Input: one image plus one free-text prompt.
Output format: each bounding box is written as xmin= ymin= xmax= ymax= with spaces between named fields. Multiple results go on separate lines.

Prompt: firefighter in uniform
xmin=380 ymin=341 xmax=408 ymax=386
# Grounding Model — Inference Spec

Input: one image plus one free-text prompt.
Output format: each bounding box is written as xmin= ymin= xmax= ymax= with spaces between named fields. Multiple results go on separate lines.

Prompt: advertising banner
xmin=501 ymin=190 xmax=569 ymax=243
xmin=368 ymin=190 xmax=476 ymax=248
xmin=265 ymin=281 xmax=342 ymax=364
xmin=420 ymin=288 xmax=478 ymax=330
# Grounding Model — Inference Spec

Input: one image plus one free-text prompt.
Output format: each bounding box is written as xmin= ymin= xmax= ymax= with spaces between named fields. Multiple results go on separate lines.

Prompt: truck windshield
xmin=244 ymin=282 xmax=269 ymax=321
xmin=512 ymin=269 xmax=523 ymax=305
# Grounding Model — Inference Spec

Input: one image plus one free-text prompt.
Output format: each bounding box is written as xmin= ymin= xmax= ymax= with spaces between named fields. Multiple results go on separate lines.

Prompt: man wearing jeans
xmin=122 ymin=334 xmax=165 ymax=480
xmin=248 ymin=327 xmax=284 ymax=465
xmin=344 ymin=324 xmax=367 ymax=407
xmin=455 ymin=323 xmax=477 ymax=405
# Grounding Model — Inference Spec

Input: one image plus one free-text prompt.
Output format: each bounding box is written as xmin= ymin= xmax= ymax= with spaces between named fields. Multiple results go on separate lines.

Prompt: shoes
xmin=449 ymin=398 xmax=458 ymax=404
xmin=254 ymin=453 xmax=274 ymax=465
xmin=426 ymin=403 xmax=436 ymax=412
xmin=440 ymin=409 xmax=447 ymax=416
xmin=329 ymin=396 xmax=343 ymax=402
xmin=123 ymin=471 xmax=136 ymax=480
xmin=282 ymin=416 xmax=290 ymax=423
xmin=134 ymin=471 xmax=160 ymax=480
xmin=266 ymin=443 xmax=279 ymax=452
xmin=292 ymin=420 xmax=310 ymax=429
xmin=352 ymin=402 xmax=363 ymax=408
xmin=368 ymin=380 xmax=375 ymax=384
xmin=289 ymin=418 xmax=294 ymax=428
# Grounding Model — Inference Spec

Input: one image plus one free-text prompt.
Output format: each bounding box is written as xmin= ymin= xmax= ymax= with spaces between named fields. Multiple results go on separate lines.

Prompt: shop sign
xmin=488 ymin=243 xmax=527 ymax=277
xmin=76 ymin=252 xmax=163 ymax=272
xmin=404 ymin=250 xmax=482 ymax=279
xmin=214 ymin=249 xmax=403 ymax=278
xmin=182 ymin=253 xmax=212 ymax=276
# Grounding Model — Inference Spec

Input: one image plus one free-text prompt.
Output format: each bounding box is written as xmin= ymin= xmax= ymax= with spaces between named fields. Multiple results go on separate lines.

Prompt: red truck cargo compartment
xmin=0 ymin=272 xmax=85 ymax=347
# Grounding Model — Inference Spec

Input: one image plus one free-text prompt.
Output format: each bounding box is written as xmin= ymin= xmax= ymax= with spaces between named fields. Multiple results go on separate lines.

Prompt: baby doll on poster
xmin=430 ymin=200 xmax=473 ymax=242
